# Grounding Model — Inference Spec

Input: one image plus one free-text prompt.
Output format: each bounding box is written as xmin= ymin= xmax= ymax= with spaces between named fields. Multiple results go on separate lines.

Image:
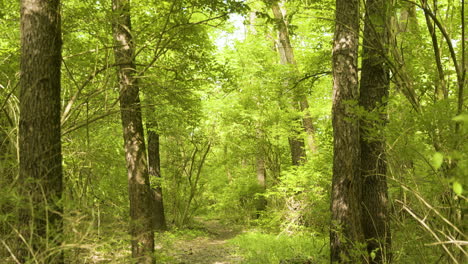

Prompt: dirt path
xmin=171 ymin=219 xmax=243 ymax=264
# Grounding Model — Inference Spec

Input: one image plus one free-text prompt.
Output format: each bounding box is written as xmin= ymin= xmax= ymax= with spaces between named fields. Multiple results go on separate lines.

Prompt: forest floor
xmin=167 ymin=218 xmax=243 ymax=264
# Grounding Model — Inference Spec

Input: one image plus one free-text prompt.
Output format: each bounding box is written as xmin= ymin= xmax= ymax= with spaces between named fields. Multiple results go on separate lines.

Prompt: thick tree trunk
xmin=147 ymin=124 xmax=167 ymax=231
xmin=330 ymin=0 xmax=364 ymax=262
xmin=360 ymin=0 xmax=391 ymax=262
xmin=18 ymin=0 xmax=63 ymax=262
xmin=111 ymin=0 xmax=155 ymax=262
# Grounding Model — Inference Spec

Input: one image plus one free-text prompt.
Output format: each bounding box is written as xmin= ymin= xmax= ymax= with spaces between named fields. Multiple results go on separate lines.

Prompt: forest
xmin=0 ymin=0 xmax=466 ymax=263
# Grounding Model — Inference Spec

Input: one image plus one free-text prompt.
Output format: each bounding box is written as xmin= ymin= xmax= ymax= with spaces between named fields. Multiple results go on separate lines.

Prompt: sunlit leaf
xmin=432 ymin=152 xmax=443 ymax=170
xmin=452 ymin=114 xmax=468 ymax=123
xmin=453 ymin=181 xmax=463 ymax=195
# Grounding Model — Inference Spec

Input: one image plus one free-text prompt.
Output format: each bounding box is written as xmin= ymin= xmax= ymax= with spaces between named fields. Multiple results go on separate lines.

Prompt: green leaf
xmin=452 ymin=114 xmax=468 ymax=123
xmin=453 ymin=181 xmax=463 ymax=195
xmin=432 ymin=152 xmax=444 ymax=170
xmin=370 ymin=251 xmax=376 ymax=260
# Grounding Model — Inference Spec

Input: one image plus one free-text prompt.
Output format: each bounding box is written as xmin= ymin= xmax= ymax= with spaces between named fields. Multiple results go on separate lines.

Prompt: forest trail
xmin=169 ymin=218 xmax=243 ymax=264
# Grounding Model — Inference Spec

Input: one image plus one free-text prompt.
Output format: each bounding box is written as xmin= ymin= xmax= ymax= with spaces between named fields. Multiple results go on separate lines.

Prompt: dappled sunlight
xmin=3 ymin=0 xmax=465 ymax=263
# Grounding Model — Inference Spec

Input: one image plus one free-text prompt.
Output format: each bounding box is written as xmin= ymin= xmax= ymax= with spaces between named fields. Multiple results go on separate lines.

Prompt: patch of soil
xmin=171 ymin=219 xmax=243 ymax=264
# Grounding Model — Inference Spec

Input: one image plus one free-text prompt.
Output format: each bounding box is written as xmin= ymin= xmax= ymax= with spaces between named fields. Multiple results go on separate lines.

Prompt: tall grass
xmin=229 ymin=231 xmax=328 ymax=264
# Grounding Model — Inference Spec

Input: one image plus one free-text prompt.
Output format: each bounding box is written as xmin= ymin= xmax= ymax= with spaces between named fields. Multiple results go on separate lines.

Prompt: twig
xmin=397 ymin=201 xmax=459 ymax=264
xmin=1 ymin=240 xmax=21 ymax=264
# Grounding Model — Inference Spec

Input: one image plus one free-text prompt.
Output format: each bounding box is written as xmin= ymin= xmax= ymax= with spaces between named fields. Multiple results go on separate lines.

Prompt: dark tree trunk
xmin=330 ymin=0 xmax=364 ymax=262
xmin=360 ymin=0 xmax=391 ymax=262
xmin=18 ymin=0 xmax=63 ymax=262
xmin=147 ymin=124 xmax=167 ymax=231
xmin=288 ymin=136 xmax=306 ymax=166
xmin=111 ymin=0 xmax=155 ymax=262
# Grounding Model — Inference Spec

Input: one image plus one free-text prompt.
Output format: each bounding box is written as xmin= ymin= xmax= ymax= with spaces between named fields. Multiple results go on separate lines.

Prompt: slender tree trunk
xmin=330 ymin=0 xmax=364 ymax=262
xmin=18 ymin=0 xmax=63 ymax=262
xmin=111 ymin=0 xmax=155 ymax=262
xmin=300 ymin=98 xmax=317 ymax=154
xmin=360 ymin=0 xmax=391 ymax=262
xmin=147 ymin=123 xmax=167 ymax=231
xmin=256 ymin=153 xmax=267 ymax=217
xmin=457 ymin=0 xmax=465 ymax=133
xmin=249 ymin=11 xmax=257 ymax=35
xmin=255 ymin=127 xmax=267 ymax=217
xmin=388 ymin=2 xmax=421 ymax=111
xmin=422 ymin=0 xmax=447 ymax=101
xmin=271 ymin=1 xmax=316 ymax=165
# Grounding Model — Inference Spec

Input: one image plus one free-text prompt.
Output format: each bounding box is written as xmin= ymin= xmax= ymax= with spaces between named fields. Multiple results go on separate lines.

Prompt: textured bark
xmin=147 ymin=125 xmax=167 ymax=231
xmin=18 ymin=0 xmax=63 ymax=262
xmin=111 ymin=0 xmax=155 ymax=262
xmin=360 ymin=0 xmax=391 ymax=262
xmin=330 ymin=0 xmax=364 ymax=262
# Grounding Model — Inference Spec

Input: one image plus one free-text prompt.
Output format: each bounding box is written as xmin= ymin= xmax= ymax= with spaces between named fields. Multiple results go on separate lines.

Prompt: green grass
xmin=229 ymin=231 xmax=329 ymax=264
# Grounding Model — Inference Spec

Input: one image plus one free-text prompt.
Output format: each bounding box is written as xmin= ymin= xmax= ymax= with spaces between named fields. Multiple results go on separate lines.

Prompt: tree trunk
xmin=299 ymin=98 xmax=317 ymax=154
xmin=256 ymin=154 xmax=267 ymax=217
xmin=398 ymin=3 xmax=419 ymax=33
xmin=330 ymin=0 xmax=364 ymax=262
xmin=271 ymin=1 xmax=316 ymax=165
xmin=18 ymin=0 xmax=63 ymax=262
xmin=391 ymin=1 xmax=421 ymax=111
xmin=360 ymin=0 xmax=391 ymax=262
xmin=111 ymin=0 xmax=155 ymax=262
xmin=147 ymin=124 xmax=167 ymax=231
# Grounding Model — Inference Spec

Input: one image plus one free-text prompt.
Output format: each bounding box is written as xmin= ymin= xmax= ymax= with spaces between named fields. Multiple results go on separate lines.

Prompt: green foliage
xmin=431 ymin=152 xmax=444 ymax=170
xmin=263 ymin=156 xmax=331 ymax=233
xmin=1 ymin=0 xmax=467 ymax=262
xmin=229 ymin=232 xmax=328 ymax=264
xmin=209 ymin=175 xmax=265 ymax=222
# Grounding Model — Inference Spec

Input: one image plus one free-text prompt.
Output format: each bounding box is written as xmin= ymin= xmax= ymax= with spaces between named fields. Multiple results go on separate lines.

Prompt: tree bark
xmin=111 ymin=0 xmax=155 ymax=262
xmin=271 ymin=1 xmax=316 ymax=165
xmin=18 ymin=0 xmax=63 ymax=262
xmin=360 ymin=0 xmax=391 ymax=262
xmin=147 ymin=124 xmax=167 ymax=231
xmin=330 ymin=0 xmax=364 ymax=262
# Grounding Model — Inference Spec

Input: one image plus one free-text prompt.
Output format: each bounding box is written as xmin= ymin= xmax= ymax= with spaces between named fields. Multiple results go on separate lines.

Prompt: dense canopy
xmin=0 ymin=0 xmax=466 ymax=263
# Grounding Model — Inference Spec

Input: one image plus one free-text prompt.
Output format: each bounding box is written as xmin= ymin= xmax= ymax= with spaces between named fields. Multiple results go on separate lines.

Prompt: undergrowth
xmin=229 ymin=231 xmax=329 ymax=264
